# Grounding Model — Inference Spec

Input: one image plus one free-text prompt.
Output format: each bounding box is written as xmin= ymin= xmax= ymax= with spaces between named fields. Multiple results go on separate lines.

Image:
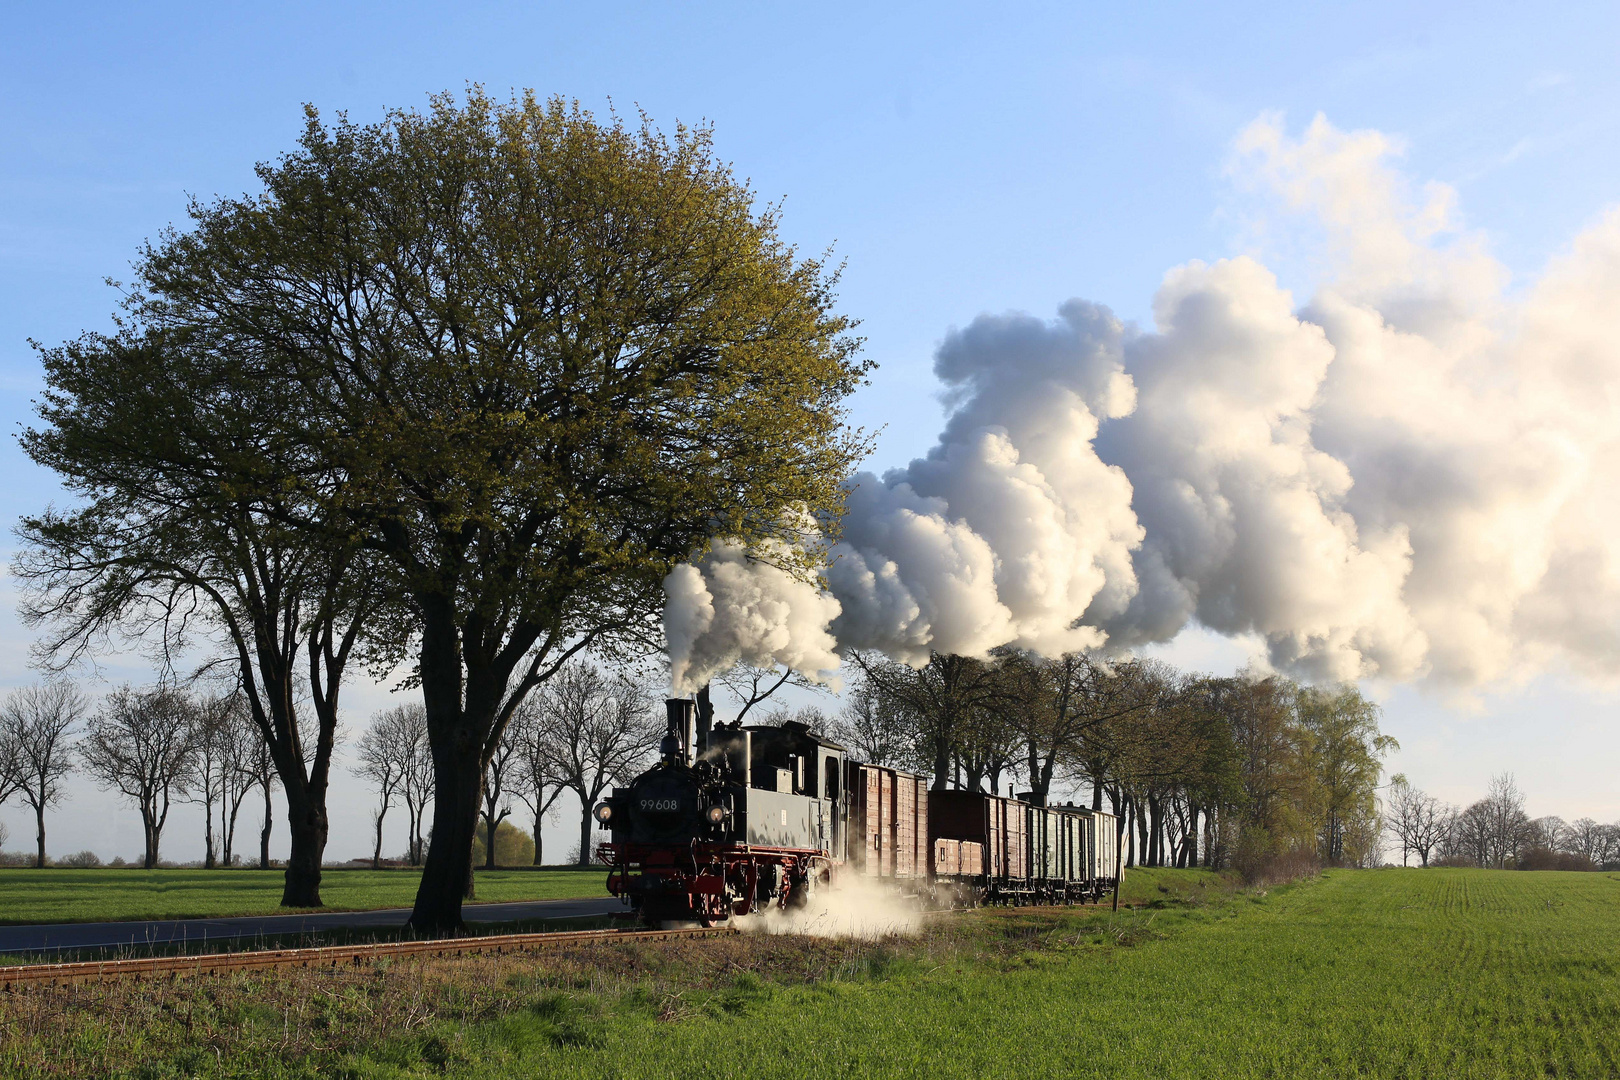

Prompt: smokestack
xmin=662 ymin=698 xmax=694 ymax=764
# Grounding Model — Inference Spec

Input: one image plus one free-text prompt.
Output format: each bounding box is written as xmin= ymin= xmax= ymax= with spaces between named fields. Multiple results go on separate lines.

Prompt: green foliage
xmin=123 ymin=87 xmax=870 ymax=669
xmin=470 ymin=821 xmax=536 ymax=868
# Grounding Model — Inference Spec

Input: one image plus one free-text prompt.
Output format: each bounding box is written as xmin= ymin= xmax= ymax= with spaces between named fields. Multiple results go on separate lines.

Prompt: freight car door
xmin=865 ymin=768 xmax=884 ymax=876
xmin=881 ymin=770 xmax=895 ymax=876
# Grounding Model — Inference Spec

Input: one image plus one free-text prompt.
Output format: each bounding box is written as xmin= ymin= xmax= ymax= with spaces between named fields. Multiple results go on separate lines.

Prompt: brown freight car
xmin=842 ymin=762 xmax=931 ymax=889
xmin=928 ymin=789 xmax=1032 ymax=904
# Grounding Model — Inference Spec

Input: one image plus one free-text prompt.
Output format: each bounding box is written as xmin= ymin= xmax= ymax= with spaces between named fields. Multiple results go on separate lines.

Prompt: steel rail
xmin=0 ymin=924 xmax=737 ymax=988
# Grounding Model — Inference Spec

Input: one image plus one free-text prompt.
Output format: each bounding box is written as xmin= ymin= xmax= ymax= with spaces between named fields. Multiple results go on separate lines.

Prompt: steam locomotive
xmin=594 ymin=698 xmax=1119 ymax=925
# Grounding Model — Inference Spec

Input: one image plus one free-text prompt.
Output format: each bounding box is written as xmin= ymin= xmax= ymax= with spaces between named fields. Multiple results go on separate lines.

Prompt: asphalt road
xmin=0 ymin=896 xmax=627 ymax=955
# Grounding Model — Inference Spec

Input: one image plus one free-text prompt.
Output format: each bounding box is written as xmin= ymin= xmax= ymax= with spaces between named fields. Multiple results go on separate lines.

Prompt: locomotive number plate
xmin=640 ymin=799 xmax=680 ymax=811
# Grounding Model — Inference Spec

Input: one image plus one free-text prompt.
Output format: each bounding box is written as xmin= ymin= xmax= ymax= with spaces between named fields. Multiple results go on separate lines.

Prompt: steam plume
xmin=667 ymin=113 xmax=1620 ymax=691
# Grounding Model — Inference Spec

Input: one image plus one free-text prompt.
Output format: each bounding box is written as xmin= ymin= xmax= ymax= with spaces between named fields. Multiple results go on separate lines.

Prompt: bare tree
xmin=1386 ymin=775 xmax=1455 ymax=868
xmin=509 ymin=700 xmax=565 ymax=866
xmin=239 ymin=734 xmax=279 ymax=870
xmin=479 ymin=725 xmax=521 ymax=871
xmin=2 ymin=683 xmax=87 ymax=867
xmin=714 ymin=663 xmax=828 ymax=724
xmin=398 ymin=708 xmax=434 ymax=866
xmin=1447 ymin=800 xmax=1492 ymax=867
xmin=1531 ymin=815 xmax=1569 ymax=854
xmin=81 ymin=685 xmax=198 ymax=869
xmin=534 ymin=662 xmax=659 ymax=866
xmin=214 ymin=695 xmax=261 ymax=866
xmin=186 ymin=691 xmax=246 ymax=869
xmin=1598 ymin=823 xmax=1620 ymax=869
xmin=1482 ymin=773 xmax=1534 ymax=869
xmin=0 ymin=713 xmax=23 ymax=813
xmin=1566 ymin=817 xmax=1607 ymax=864
xmin=356 ymin=711 xmax=410 ymax=870
xmin=831 ymin=672 xmax=917 ymax=768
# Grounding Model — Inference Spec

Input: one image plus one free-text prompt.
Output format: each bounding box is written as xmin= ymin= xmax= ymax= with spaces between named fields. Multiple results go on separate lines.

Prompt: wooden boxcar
xmin=843 ymin=763 xmax=930 ymax=889
xmin=928 ymin=789 xmax=1032 ymax=903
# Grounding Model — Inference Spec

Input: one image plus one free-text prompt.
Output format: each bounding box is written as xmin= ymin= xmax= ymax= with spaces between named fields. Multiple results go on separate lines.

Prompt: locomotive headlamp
xmin=705 ymin=804 xmax=726 ymax=824
xmin=593 ymin=803 xmax=613 ymax=824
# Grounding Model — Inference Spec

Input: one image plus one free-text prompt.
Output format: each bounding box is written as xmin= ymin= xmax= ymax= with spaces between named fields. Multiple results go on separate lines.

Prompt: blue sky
xmin=2 ymin=2 xmax=1617 ymax=862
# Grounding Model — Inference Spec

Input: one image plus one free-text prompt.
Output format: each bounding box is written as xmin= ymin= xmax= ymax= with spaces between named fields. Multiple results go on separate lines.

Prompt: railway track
xmin=0 ymin=924 xmax=736 ymax=988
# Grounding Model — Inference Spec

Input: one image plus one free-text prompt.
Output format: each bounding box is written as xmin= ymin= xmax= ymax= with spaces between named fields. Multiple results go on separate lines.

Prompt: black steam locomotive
xmin=594 ymin=698 xmax=1119 ymax=925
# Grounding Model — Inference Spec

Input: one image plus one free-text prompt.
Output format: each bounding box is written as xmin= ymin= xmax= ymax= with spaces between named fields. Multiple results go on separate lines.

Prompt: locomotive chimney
xmin=662 ymin=698 xmax=695 ymax=764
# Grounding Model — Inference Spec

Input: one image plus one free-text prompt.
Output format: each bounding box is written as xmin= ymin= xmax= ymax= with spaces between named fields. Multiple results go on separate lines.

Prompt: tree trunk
xmin=533 ymin=810 xmax=544 ymax=866
xmin=485 ymin=814 xmax=499 ymax=870
xmin=281 ymin=781 xmax=328 ymax=907
xmin=222 ymin=798 xmax=236 ymax=867
xmin=34 ymin=803 xmax=46 ymax=869
xmin=1123 ymin=797 xmax=1135 ymax=868
xmin=409 ymin=750 xmax=482 ymax=933
xmin=933 ymin=739 xmax=952 ymax=792
xmin=578 ymin=801 xmax=594 ymax=867
xmin=1147 ymin=794 xmax=1160 ymax=867
xmin=204 ymin=797 xmax=217 ymax=870
xmin=259 ymin=783 xmax=273 ymax=870
xmin=142 ymin=807 xmax=157 ymax=870
xmin=371 ymin=806 xmax=386 ymax=870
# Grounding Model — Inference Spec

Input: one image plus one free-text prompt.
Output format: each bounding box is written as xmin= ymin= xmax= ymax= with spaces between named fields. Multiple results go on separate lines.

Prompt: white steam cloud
xmin=666 ymin=112 xmax=1620 ymax=691
xmin=664 ymin=539 xmax=842 ymax=695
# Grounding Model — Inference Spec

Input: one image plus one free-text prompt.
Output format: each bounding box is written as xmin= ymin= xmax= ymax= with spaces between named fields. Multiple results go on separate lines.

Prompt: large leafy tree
xmin=25 ymin=89 xmax=869 ymax=931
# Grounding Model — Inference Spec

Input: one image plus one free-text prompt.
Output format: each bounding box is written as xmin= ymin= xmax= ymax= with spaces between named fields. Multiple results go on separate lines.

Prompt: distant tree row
xmin=1388 ymin=773 xmax=1617 ymax=870
xmin=0 ymin=682 xmax=279 ymax=869
xmin=0 ymin=662 xmax=663 ymax=874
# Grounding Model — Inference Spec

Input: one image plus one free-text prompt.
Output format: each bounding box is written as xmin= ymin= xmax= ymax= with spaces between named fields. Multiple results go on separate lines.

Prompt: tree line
xmin=1388 ymin=773 xmax=1620 ymax=871
xmin=827 ymin=652 xmax=1396 ymax=875
xmin=0 ymin=682 xmax=278 ymax=869
xmin=0 ymin=662 xmax=663 ymax=874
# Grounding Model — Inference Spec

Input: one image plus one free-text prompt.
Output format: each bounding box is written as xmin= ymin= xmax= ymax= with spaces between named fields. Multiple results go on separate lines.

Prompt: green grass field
xmin=435 ymin=868 xmax=1620 ymax=1079
xmin=3 ymin=867 xmax=1618 ymax=1078
xmin=0 ymin=866 xmax=611 ymax=924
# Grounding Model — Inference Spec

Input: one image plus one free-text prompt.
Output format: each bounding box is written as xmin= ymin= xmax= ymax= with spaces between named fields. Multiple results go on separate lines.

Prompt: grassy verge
xmin=0 ymin=867 xmax=611 ymax=924
xmin=4 ymin=868 xmax=1618 ymax=1078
